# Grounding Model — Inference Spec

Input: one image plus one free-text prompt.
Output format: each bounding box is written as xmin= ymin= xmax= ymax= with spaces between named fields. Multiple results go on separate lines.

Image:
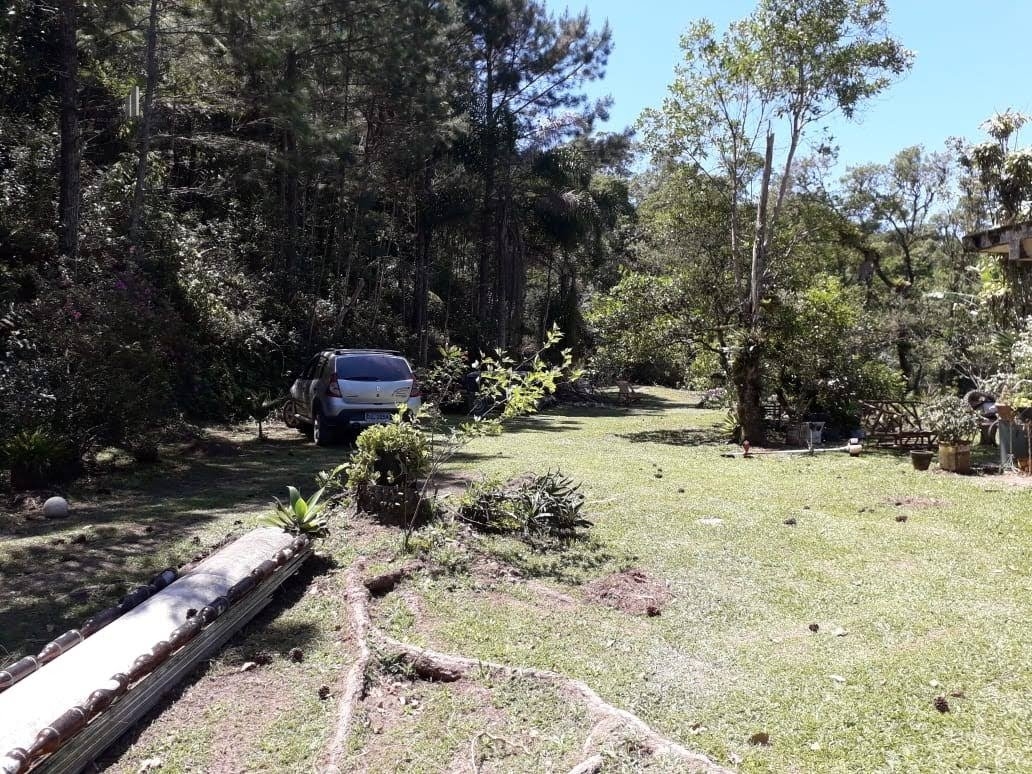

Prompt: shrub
xmin=416 ymin=345 xmax=470 ymax=411
xmin=457 ymin=470 xmax=591 ymax=539
xmin=921 ymin=395 xmax=982 ymax=444
xmin=2 ymin=427 xmax=74 ymax=490
xmin=316 ymin=460 xmax=350 ymax=494
xmin=347 ymin=418 xmax=430 ymax=488
xmin=129 ymin=438 xmax=161 ymax=464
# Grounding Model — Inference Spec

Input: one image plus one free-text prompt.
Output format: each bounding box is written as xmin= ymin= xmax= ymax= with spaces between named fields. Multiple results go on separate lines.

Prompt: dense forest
xmin=3 ymin=0 xmax=1032 ymax=467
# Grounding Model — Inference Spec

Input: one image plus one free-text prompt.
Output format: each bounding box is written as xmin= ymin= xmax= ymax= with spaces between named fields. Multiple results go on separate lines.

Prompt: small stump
xmin=357 ymin=484 xmax=430 ymax=526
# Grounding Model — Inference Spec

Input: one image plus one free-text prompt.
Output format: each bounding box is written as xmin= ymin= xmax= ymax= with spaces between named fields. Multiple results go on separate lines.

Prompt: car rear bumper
xmin=322 ymin=398 xmax=421 ymax=427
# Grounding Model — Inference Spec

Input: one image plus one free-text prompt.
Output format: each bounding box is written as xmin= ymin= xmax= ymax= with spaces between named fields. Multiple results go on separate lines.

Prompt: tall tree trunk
xmin=735 ymin=130 xmax=775 ymax=446
xmin=749 ymin=130 xmax=774 ymax=325
xmin=539 ymin=257 xmax=553 ymax=344
xmin=413 ymin=159 xmax=434 ymax=364
xmin=733 ymin=343 xmax=765 ymax=445
xmin=129 ymin=0 xmax=161 ymax=253
xmin=280 ymin=49 xmax=299 ymax=285
xmin=495 ymin=183 xmax=524 ymax=350
xmin=476 ymin=50 xmax=496 ymax=352
xmin=57 ymin=0 xmax=80 ymax=264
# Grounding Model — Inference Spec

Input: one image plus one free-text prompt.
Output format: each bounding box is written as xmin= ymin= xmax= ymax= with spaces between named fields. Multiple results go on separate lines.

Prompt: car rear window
xmin=336 ymin=354 xmax=412 ymax=381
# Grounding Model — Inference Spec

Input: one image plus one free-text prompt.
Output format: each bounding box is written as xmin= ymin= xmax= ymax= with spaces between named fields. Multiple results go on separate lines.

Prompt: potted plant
xmin=980 ymin=372 xmax=1032 ymax=469
xmin=921 ymin=395 xmax=981 ymax=474
xmin=910 ymin=449 xmax=933 ymax=471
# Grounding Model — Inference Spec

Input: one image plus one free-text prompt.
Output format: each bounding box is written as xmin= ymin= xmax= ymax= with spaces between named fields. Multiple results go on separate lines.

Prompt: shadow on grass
xmin=229 ymin=551 xmax=337 ymax=656
xmin=618 ymin=425 xmax=729 ymax=447
xmin=550 ymin=391 xmax=681 ymax=418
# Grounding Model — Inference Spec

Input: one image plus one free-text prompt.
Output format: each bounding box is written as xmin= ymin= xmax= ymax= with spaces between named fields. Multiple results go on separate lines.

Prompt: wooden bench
xmin=860 ymin=400 xmax=937 ymax=449
xmin=762 ymin=400 xmax=786 ymax=429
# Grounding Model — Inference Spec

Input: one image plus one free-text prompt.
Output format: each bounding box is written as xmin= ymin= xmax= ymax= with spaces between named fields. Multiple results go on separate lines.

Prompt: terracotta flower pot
xmin=938 ymin=443 xmax=971 ymax=474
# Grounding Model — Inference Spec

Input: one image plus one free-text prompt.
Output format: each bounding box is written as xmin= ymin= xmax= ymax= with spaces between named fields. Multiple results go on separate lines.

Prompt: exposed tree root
xmin=363 ymin=561 xmax=422 ymax=597
xmin=567 ymin=754 xmax=605 ymax=774
xmin=322 ymin=556 xmax=732 ymax=773
xmin=320 ymin=561 xmax=372 ymax=774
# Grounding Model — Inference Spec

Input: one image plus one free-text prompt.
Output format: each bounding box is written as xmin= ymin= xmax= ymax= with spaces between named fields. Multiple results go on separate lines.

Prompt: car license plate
xmin=365 ymin=412 xmax=392 ymax=423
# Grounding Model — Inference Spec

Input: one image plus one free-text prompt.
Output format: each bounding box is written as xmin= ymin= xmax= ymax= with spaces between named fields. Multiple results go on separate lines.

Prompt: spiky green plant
xmin=2 ymin=428 xmax=73 ymax=490
xmin=262 ymin=486 xmax=329 ymax=537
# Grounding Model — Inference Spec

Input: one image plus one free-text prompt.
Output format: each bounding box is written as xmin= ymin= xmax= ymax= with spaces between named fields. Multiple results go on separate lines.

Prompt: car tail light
xmin=327 ymin=376 xmax=342 ymax=398
xmin=409 ymin=380 xmax=421 ymax=398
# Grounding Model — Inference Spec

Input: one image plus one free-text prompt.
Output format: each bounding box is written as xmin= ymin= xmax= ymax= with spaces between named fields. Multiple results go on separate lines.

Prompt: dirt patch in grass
xmin=427 ymin=469 xmax=480 ymax=499
xmin=979 ymin=471 xmax=1032 ymax=489
xmin=884 ymin=495 xmax=949 ymax=509
xmin=583 ymin=567 xmax=671 ymax=617
xmin=103 ymin=662 xmax=292 ymax=774
xmin=344 ymin=670 xmax=598 ymax=773
xmin=360 ymin=677 xmax=509 ymax=759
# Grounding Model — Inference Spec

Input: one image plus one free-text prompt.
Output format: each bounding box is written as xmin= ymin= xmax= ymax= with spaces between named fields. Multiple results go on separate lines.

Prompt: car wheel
xmin=282 ymin=401 xmax=301 ymax=430
xmin=313 ymin=407 xmax=334 ymax=446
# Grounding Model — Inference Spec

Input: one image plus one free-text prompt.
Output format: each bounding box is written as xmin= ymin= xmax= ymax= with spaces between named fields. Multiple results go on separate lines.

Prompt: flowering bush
xmin=921 ymin=395 xmax=981 ymax=444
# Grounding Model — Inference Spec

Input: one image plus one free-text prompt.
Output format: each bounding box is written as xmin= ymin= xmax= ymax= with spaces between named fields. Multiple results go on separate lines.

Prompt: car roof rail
xmin=330 ymin=348 xmax=402 ymax=355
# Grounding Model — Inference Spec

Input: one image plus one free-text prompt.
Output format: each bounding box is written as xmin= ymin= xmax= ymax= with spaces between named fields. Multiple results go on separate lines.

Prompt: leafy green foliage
xmin=921 ymin=395 xmax=981 ymax=444
xmin=315 ymin=461 xmax=351 ymax=494
xmin=1 ymin=427 xmax=70 ymax=470
xmin=1 ymin=427 xmax=75 ymax=490
xmin=416 ymin=346 xmax=470 ymax=410
xmin=977 ymin=317 xmax=1032 ymax=409
xmin=586 ymin=272 xmax=694 ymax=384
xmin=770 ymin=275 xmax=905 ymax=425
xmin=467 ymin=326 xmax=579 ymax=422
xmin=457 ymin=470 xmax=591 ymax=540
xmin=262 ymin=486 xmax=330 ymax=537
xmin=957 ymin=110 xmax=1032 ymax=225
xmin=394 ymin=327 xmax=578 ymax=549
xmin=347 ymin=418 xmax=430 ymax=488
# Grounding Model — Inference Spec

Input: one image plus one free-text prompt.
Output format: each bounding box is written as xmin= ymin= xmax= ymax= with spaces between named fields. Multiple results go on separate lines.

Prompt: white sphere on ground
xmin=43 ymin=496 xmax=70 ymax=519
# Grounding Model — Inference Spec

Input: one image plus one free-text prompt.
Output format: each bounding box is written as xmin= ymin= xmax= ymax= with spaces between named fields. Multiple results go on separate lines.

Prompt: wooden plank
xmin=36 ymin=547 xmax=311 ymax=774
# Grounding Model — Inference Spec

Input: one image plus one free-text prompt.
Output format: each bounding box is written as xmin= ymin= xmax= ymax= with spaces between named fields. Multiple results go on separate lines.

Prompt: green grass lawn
xmin=2 ymin=391 xmax=1030 ymax=772
xmin=378 ymin=387 xmax=1032 ymax=772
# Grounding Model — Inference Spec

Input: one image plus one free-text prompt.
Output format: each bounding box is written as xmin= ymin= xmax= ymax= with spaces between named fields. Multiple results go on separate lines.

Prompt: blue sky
xmin=551 ymin=0 xmax=1032 ymax=171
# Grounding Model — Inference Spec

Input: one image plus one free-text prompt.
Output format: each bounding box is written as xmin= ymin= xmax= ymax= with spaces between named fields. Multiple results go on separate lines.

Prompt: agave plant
xmin=262 ymin=486 xmax=329 ymax=537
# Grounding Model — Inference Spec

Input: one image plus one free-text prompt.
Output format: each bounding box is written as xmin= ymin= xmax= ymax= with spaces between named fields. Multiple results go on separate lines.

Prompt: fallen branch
xmin=325 ymin=560 xmax=731 ymax=773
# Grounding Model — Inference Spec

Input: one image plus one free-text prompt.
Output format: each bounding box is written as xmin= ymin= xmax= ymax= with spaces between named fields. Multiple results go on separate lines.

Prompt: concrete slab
xmin=0 ymin=528 xmax=296 ymax=772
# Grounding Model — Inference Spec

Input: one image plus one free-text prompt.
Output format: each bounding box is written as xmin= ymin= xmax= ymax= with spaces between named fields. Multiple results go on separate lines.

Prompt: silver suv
xmin=284 ymin=349 xmax=421 ymax=445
